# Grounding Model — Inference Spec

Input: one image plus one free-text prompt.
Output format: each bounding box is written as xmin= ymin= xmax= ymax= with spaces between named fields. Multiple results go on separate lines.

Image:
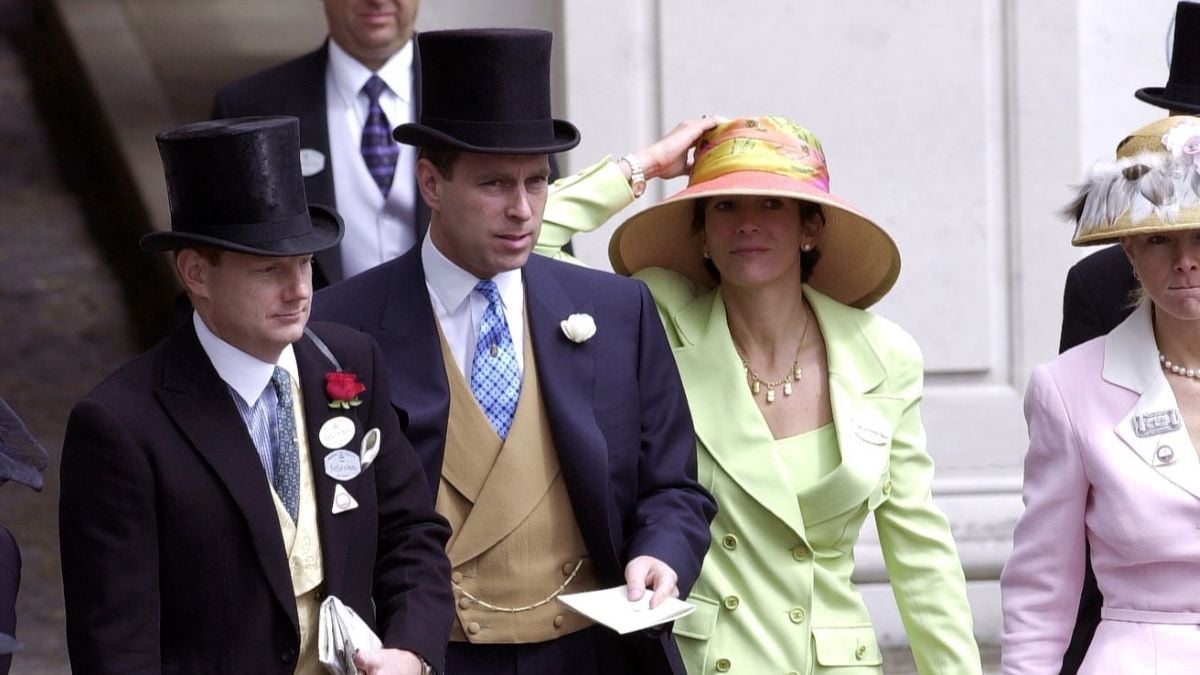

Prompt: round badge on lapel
xmin=319 ymin=417 xmax=356 ymax=450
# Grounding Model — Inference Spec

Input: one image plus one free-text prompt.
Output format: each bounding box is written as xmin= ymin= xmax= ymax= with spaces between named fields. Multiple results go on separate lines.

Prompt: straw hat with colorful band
xmin=608 ymin=117 xmax=900 ymax=309
xmin=1068 ymin=115 xmax=1200 ymax=246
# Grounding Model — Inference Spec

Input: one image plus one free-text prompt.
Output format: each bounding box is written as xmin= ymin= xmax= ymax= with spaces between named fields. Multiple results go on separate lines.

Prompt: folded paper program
xmin=318 ymin=595 xmax=382 ymax=674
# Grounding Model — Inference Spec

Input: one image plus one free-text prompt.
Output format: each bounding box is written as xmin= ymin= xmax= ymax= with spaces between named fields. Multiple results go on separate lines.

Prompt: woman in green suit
xmin=538 ymin=117 xmax=980 ymax=673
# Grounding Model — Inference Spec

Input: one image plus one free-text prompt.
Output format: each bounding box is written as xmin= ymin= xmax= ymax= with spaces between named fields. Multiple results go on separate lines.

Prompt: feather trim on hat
xmin=1066 ymin=152 xmax=1200 ymax=244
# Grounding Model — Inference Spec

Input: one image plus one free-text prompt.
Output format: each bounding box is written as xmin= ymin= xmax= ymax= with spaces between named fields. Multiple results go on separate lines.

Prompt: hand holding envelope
xmin=559 ymin=585 xmax=696 ymax=635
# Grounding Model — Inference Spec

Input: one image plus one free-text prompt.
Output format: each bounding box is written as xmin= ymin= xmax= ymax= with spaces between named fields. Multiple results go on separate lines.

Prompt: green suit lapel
xmin=672 ymin=286 xmax=905 ymax=540
xmin=799 ymin=288 xmax=904 ymax=523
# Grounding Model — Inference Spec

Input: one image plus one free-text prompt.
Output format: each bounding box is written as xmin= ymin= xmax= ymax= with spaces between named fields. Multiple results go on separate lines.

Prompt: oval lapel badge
xmin=299 ymin=148 xmax=326 ymax=177
xmin=324 ymin=449 xmax=362 ymax=482
xmin=319 ymin=416 xmax=356 ymax=450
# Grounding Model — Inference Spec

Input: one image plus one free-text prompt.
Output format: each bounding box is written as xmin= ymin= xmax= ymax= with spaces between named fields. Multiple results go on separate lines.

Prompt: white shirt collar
xmin=327 ymin=36 xmax=413 ymax=108
xmin=193 ymin=312 xmax=300 ymax=406
xmin=421 ymin=234 xmax=523 ymax=313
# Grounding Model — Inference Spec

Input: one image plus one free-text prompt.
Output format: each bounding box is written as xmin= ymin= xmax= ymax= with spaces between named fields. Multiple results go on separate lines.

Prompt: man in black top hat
xmin=211 ymin=1 xmax=564 ymax=290
xmin=313 ymin=29 xmax=715 ymax=675
xmin=59 ymin=116 xmax=453 ymax=674
xmin=1055 ymin=3 xmax=1200 ymax=672
xmin=212 ymin=1 xmax=425 ymax=289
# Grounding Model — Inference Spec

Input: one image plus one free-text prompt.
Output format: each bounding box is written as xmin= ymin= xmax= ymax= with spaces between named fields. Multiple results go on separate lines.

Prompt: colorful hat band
xmin=689 ymin=118 xmax=831 ymax=192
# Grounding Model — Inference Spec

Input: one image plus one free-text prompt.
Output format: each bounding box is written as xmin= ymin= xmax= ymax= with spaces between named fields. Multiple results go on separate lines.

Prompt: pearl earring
xmin=801 ymin=243 xmax=813 ymax=252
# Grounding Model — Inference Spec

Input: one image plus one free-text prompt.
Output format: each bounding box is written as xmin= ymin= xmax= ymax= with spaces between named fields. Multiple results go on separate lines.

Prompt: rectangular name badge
xmin=1132 ymin=409 xmax=1182 ymax=438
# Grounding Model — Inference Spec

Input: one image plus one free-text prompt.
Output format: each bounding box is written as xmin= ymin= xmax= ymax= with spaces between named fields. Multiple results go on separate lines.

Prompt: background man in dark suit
xmin=0 ymin=397 xmax=48 ymax=675
xmin=59 ymin=117 xmax=453 ymax=674
xmin=1057 ymin=3 xmax=1200 ymax=672
xmin=313 ymin=29 xmax=716 ymax=674
xmin=212 ymin=0 xmax=424 ymax=288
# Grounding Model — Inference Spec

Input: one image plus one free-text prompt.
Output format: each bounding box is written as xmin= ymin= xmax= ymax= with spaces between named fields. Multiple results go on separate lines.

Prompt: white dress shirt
xmin=326 ymin=38 xmax=417 ymax=279
xmin=421 ymin=234 xmax=526 ymax=379
xmin=193 ymin=312 xmax=301 ymax=479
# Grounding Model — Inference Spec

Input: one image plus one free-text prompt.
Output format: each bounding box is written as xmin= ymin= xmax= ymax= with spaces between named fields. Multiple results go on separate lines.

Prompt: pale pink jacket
xmin=1001 ymin=302 xmax=1200 ymax=674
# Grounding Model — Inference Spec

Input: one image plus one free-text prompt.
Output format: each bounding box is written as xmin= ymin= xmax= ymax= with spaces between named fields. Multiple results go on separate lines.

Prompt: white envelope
xmin=559 ymin=585 xmax=695 ymax=635
xmin=318 ymin=595 xmax=382 ymax=674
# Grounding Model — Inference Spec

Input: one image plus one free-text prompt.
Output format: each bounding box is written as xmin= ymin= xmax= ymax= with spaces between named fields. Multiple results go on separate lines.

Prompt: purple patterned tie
xmin=361 ymin=75 xmax=399 ymax=197
xmin=470 ymin=280 xmax=521 ymax=439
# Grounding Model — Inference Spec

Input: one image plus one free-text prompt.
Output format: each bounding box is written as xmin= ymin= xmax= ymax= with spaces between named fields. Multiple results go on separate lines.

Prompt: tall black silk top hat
xmin=393 ymin=28 xmax=580 ymax=154
xmin=1136 ymin=2 xmax=1200 ymax=114
xmin=141 ymin=116 xmax=343 ymax=255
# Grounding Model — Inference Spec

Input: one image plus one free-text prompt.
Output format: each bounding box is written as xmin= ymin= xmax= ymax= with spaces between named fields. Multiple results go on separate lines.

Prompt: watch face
xmin=632 ymin=180 xmax=646 ymax=197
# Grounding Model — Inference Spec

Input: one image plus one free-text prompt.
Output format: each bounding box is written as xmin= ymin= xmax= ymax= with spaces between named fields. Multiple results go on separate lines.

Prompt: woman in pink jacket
xmin=1001 ymin=115 xmax=1200 ymax=673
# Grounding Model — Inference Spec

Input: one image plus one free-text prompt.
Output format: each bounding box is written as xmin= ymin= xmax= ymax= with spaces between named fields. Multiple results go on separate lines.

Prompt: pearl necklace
xmin=1159 ymin=352 xmax=1200 ymax=379
xmin=736 ymin=312 xmax=811 ymax=405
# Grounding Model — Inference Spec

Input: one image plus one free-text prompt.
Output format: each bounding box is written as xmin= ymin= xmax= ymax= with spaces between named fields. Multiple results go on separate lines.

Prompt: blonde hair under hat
xmin=608 ymin=117 xmax=900 ymax=309
xmin=1068 ymin=115 xmax=1200 ymax=245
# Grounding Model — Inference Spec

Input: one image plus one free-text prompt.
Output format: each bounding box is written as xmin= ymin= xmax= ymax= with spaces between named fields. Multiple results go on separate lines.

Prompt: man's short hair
xmin=419 ymin=146 xmax=462 ymax=179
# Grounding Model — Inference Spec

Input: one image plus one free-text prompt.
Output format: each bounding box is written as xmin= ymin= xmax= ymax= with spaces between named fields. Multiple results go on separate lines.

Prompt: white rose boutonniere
xmin=560 ymin=313 xmax=596 ymax=344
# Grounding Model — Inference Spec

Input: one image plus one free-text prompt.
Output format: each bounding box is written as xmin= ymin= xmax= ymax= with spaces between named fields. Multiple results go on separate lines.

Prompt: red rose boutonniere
xmin=325 ymin=371 xmax=365 ymax=409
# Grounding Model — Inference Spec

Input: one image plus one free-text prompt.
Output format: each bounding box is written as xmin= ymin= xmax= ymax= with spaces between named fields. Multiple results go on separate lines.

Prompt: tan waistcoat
xmin=436 ymin=320 xmax=600 ymax=643
xmin=270 ymin=373 xmax=324 ymax=675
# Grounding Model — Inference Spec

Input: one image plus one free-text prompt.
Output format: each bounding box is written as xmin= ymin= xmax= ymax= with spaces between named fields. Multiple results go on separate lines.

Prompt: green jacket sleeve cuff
xmin=535 ymin=156 xmax=635 ymax=264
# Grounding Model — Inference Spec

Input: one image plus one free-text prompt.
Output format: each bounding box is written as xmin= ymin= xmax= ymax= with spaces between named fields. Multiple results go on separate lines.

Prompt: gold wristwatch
xmin=619 ymin=154 xmax=647 ymax=198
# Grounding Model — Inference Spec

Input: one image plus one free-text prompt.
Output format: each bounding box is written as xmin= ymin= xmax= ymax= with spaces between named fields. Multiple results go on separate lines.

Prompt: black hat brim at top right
xmin=1136 ymin=1 xmax=1200 ymax=114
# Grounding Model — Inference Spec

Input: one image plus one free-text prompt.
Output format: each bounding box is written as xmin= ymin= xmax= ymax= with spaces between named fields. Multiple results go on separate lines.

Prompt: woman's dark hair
xmin=691 ymin=197 xmax=824 ymax=282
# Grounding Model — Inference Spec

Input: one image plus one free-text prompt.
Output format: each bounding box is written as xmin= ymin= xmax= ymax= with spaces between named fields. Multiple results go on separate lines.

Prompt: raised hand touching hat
xmin=610 ymin=116 xmax=900 ymax=309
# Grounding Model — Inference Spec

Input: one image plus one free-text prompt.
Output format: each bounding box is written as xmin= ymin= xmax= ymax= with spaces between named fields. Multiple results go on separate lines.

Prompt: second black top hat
xmin=393 ymin=29 xmax=581 ymax=154
xmin=141 ymin=116 xmax=343 ymax=256
xmin=1136 ymin=2 xmax=1200 ymax=114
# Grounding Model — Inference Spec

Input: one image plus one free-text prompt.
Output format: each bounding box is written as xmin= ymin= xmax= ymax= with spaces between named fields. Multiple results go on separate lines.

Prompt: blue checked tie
xmin=470 ymin=280 xmax=521 ymax=439
xmin=270 ymin=367 xmax=301 ymax=521
xmin=361 ymin=75 xmax=399 ymax=197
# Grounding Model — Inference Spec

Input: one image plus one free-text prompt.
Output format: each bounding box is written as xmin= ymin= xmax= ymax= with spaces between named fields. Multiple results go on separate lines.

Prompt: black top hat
xmin=393 ymin=29 xmax=580 ymax=154
xmin=1136 ymin=2 xmax=1200 ymax=114
xmin=141 ymin=117 xmax=343 ymax=256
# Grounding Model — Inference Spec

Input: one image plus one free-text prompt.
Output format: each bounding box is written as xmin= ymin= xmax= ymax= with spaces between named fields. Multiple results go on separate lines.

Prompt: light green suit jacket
xmin=540 ymin=160 xmax=981 ymax=674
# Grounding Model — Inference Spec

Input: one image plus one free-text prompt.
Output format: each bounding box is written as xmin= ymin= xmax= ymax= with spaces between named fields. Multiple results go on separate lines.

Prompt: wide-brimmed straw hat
xmin=609 ymin=117 xmax=899 ymax=309
xmin=1067 ymin=115 xmax=1200 ymax=245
